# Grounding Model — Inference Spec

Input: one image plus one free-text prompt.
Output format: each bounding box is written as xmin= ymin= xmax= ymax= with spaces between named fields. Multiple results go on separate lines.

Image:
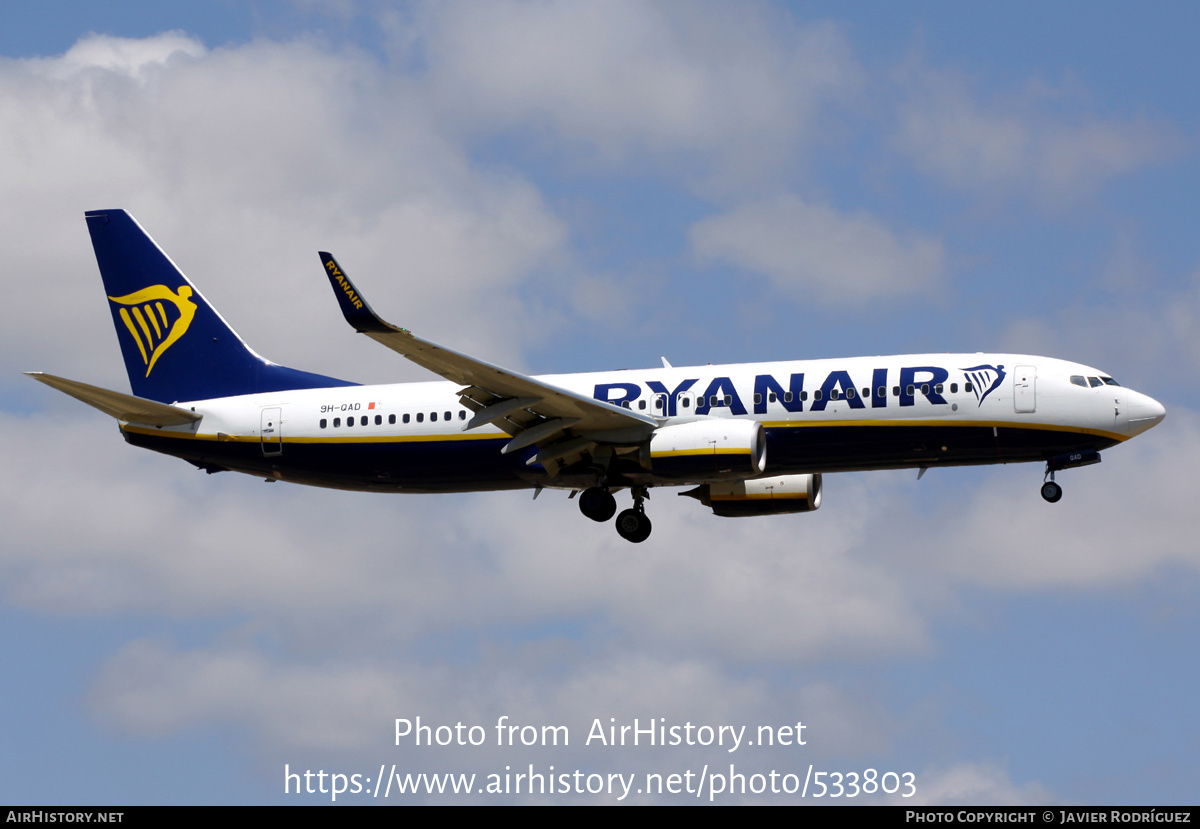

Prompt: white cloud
xmin=25 ymin=30 xmax=206 ymax=81
xmin=88 ymin=635 xmax=912 ymax=803
xmin=892 ymin=62 xmax=1178 ymax=203
xmin=10 ymin=400 xmax=1192 ymax=668
xmin=1162 ymin=272 xmax=1200 ymax=377
xmin=0 ymin=32 xmax=567 ymax=388
xmin=0 ymin=407 xmax=929 ymax=662
xmin=408 ymin=0 xmax=861 ymax=188
xmin=991 ymin=266 xmax=1200 ymax=399
xmin=690 ymin=194 xmax=945 ymax=302
xmin=922 ymin=411 xmax=1198 ymax=590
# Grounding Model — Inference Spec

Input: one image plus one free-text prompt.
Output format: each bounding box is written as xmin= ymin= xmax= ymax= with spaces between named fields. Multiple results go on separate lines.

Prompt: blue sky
xmin=1 ymin=1 xmax=1197 ymax=804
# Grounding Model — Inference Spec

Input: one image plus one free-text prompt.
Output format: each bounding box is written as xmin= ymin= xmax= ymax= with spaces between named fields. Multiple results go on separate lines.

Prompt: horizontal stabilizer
xmin=26 ymin=372 xmax=201 ymax=426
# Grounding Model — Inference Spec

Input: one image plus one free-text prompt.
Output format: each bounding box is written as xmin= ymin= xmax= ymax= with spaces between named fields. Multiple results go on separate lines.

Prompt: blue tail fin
xmin=86 ymin=209 xmax=355 ymax=403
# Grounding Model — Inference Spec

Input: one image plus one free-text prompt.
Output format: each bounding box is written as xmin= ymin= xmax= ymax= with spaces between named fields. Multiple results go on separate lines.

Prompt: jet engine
xmin=680 ymin=473 xmax=823 ymax=517
xmin=648 ymin=419 xmax=766 ymax=481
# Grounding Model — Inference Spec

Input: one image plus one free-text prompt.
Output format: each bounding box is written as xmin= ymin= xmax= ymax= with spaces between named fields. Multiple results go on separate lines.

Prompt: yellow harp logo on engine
xmin=107 ymin=285 xmax=198 ymax=376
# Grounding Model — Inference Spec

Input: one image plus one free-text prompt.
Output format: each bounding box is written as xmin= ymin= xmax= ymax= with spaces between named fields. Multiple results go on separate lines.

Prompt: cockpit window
xmin=1101 ymin=376 xmax=1120 ymax=386
xmin=1070 ymin=375 xmax=1087 ymax=387
xmin=1088 ymin=377 xmax=1103 ymax=388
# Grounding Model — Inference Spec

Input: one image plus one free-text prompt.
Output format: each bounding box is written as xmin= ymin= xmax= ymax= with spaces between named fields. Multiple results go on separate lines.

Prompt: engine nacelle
xmin=681 ymin=473 xmax=823 ymax=517
xmin=648 ymin=419 xmax=766 ymax=481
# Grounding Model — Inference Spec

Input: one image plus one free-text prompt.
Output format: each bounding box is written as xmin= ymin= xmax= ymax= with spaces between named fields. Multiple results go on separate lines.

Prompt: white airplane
xmin=29 ymin=209 xmax=1166 ymax=543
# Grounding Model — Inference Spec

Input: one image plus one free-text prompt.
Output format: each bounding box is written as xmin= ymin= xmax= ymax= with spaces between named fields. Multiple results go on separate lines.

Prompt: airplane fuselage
xmin=120 ymin=353 xmax=1157 ymax=493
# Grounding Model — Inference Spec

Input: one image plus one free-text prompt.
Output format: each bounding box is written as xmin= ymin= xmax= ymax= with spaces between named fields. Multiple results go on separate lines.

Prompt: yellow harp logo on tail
xmin=107 ymin=285 xmax=198 ymax=376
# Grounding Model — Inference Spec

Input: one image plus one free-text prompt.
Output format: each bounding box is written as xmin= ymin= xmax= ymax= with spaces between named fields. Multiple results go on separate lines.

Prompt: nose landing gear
xmin=1040 ymin=449 xmax=1102 ymax=503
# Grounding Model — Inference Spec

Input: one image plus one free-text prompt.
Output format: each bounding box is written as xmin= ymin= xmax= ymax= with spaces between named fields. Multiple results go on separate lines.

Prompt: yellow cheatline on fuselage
xmin=107 ymin=285 xmax=197 ymax=377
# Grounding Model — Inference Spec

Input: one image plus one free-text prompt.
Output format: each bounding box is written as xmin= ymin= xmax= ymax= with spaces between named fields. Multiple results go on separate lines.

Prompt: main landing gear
xmin=579 ymin=486 xmax=617 ymax=521
xmin=579 ymin=485 xmax=652 ymax=543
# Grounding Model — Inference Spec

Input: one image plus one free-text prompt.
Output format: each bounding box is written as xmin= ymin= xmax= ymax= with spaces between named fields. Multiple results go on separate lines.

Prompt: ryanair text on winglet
xmin=325 ymin=260 xmax=364 ymax=310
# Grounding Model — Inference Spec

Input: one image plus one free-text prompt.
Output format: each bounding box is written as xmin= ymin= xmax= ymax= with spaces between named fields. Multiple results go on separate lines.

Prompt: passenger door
xmin=1013 ymin=366 xmax=1036 ymax=413
xmin=261 ymin=407 xmax=282 ymax=456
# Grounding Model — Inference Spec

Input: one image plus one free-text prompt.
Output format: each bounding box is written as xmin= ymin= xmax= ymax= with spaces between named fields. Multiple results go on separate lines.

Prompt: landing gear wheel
xmin=579 ymin=487 xmax=617 ymax=522
xmin=615 ymin=508 xmax=652 ymax=543
xmin=1041 ymin=481 xmax=1063 ymax=503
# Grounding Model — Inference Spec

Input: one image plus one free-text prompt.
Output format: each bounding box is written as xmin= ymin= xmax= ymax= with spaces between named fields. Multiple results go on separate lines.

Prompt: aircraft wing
xmin=319 ymin=253 xmax=656 ymax=469
xmin=26 ymin=372 xmax=202 ymax=426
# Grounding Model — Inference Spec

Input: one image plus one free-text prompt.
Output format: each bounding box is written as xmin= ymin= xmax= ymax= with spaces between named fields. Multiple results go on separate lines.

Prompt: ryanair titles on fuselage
xmin=591 ymin=362 xmax=1004 ymax=416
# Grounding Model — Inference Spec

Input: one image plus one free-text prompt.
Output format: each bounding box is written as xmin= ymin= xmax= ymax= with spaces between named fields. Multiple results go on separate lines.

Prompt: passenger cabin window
xmin=320 ymin=418 xmax=327 ymax=429
xmin=892 ymin=386 xmax=900 ymax=397
xmin=681 ymin=397 xmax=691 ymax=408
xmin=907 ymin=385 xmax=915 ymax=396
xmin=459 ymin=410 xmax=466 ymax=420
xmin=360 ymin=416 xmax=367 ymax=426
xmin=1071 ymin=375 xmax=1087 ymax=387
xmin=389 ymin=414 xmax=396 ymax=425
xmin=768 ymin=392 xmax=776 ymax=403
xmin=417 ymin=413 xmax=424 ymax=423
xmin=754 ymin=393 xmax=762 ymax=405
xmin=950 ymin=383 xmax=958 ymax=393
xmin=921 ymin=384 xmax=929 ymax=395
xmin=877 ymin=386 xmax=886 ymax=398
xmin=845 ymin=388 xmax=855 ymax=399
xmin=639 ymin=400 xmax=647 ymax=410
xmin=403 ymin=414 xmax=410 ymax=424
xmin=375 ymin=415 xmax=382 ymax=425
xmin=831 ymin=389 xmax=841 ymax=400
xmin=444 ymin=411 xmax=451 ymax=420
xmin=347 ymin=417 xmax=354 ymax=428
xmin=333 ymin=417 xmax=341 ymax=427
xmin=935 ymin=384 xmax=943 ymax=394
xmin=784 ymin=392 xmax=793 ymax=403
xmin=813 ymin=390 xmax=823 ymax=401
xmin=964 ymin=382 xmax=973 ymax=393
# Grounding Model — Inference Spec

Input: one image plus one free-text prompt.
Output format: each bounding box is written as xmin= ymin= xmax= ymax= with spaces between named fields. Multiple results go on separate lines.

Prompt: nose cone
xmin=1128 ymin=391 xmax=1166 ymax=436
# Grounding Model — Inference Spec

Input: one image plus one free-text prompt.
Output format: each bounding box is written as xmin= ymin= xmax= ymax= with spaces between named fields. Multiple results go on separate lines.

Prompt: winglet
xmin=314 ymin=251 xmax=659 ymax=439
xmin=319 ymin=252 xmax=397 ymax=335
